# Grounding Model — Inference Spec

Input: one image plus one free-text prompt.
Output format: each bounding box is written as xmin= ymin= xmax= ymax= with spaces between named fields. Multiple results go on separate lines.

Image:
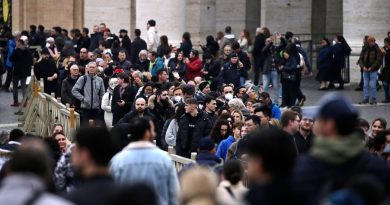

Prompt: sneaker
xmin=370 ymin=98 xmax=377 ymax=105
xmin=381 ymin=99 xmax=390 ymax=103
xmin=359 ymin=99 xmax=369 ymax=104
xmin=299 ymin=96 xmax=306 ymax=107
xmin=14 ymin=111 xmax=23 ymax=115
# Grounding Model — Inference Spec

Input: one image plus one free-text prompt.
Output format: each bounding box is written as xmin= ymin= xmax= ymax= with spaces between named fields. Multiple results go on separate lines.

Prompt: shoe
xmin=355 ymin=87 xmax=363 ymax=91
xmin=14 ymin=111 xmax=23 ymax=115
xmin=10 ymin=102 xmax=20 ymax=107
xmin=370 ymin=99 xmax=377 ymax=105
xmin=382 ymin=99 xmax=390 ymax=103
xmin=299 ymin=96 xmax=306 ymax=107
xmin=359 ymin=99 xmax=369 ymax=104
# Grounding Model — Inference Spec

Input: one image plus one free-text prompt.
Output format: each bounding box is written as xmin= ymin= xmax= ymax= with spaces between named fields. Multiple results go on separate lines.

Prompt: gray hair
xmin=139 ymin=49 xmax=148 ymax=57
xmin=132 ymin=70 xmax=143 ymax=79
xmin=228 ymin=98 xmax=245 ymax=110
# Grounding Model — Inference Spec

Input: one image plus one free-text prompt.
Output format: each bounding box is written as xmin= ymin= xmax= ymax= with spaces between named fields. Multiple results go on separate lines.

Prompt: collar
xmin=8 ymin=141 xmax=21 ymax=145
xmin=124 ymin=141 xmax=157 ymax=150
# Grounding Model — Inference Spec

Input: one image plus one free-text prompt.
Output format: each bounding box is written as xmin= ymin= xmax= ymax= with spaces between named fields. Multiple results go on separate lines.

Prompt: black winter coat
xmin=134 ymin=59 xmax=150 ymax=72
xmin=130 ymin=37 xmax=147 ymax=63
xmin=34 ymin=59 xmax=58 ymax=95
xmin=10 ymin=47 xmax=33 ymax=78
xmin=176 ymin=112 xmax=212 ymax=158
xmin=252 ymin=34 xmax=266 ymax=69
xmin=121 ymin=35 xmax=132 ymax=58
xmin=292 ymin=152 xmax=390 ymax=205
xmin=219 ymin=62 xmax=243 ymax=89
xmin=111 ymin=85 xmax=137 ymax=125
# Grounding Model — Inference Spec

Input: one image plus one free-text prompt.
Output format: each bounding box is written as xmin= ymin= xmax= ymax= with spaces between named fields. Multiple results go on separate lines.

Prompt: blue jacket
xmin=5 ymin=39 xmax=15 ymax=69
xmin=110 ymin=141 xmax=179 ymax=205
xmin=150 ymin=57 xmax=165 ymax=77
xmin=317 ymin=46 xmax=333 ymax=71
xmin=266 ymin=102 xmax=281 ymax=120
xmin=216 ymin=136 xmax=235 ymax=160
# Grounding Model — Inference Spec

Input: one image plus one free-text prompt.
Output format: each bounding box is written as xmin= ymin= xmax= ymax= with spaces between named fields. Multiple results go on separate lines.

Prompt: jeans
xmin=263 ymin=71 xmax=279 ymax=104
xmin=384 ymin=81 xmax=390 ymax=100
xmin=12 ymin=76 xmax=27 ymax=103
xmin=363 ymin=71 xmax=378 ymax=100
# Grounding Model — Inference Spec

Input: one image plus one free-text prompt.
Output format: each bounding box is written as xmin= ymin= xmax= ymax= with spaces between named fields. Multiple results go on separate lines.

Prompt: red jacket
xmin=186 ymin=57 xmax=203 ymax=81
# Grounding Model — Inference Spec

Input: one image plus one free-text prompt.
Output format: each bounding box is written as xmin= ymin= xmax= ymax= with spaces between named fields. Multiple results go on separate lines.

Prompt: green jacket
xmin=358 ymin=44 xmax=383 ymax=71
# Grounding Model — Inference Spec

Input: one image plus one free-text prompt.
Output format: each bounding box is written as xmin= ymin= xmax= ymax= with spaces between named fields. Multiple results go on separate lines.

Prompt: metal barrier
xmin=21 ymin=78 xmax=80 ymax=139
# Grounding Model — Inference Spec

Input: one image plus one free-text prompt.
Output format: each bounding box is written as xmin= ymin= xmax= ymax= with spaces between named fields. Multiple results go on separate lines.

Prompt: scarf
xmin=310 ymin=133 xmax=365 ymax=164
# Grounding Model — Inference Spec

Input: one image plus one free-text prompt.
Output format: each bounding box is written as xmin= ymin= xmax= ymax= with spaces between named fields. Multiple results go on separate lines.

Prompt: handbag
xmin=282 ymin=71 xmax=296 ymax=81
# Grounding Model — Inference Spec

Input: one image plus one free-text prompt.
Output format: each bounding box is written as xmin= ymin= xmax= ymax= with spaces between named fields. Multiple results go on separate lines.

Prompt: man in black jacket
xmin=292 ymin=93 xmax=390 ymax=205
xmin=130 ymin=29 xmax=147 ymax=64
xmin=33 ymin=48 xmax=58 ymax=96
xmin=61 ymin=64 xmax=80 ymax=109
xmin=111 ymin=73 xmax=137 ymax=125
xmin=252 ymin=28 xmax=266 ymax=85
xmin=117 ymin=97 xmax=155 ymax=124
xmin=9 ymin=39 xmax=33 ymax=106
xmin=66 ymin=126 xmax=119 ymax=205
xmin=176 ymin=98 xmax=212 ymax=158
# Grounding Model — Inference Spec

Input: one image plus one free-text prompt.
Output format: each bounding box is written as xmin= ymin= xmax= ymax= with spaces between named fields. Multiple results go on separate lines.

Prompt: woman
xmin=52 ymin=123 xmax=64 ymax=134
xmin=185 ymin=50 xmax=203 ymax=81
xmin=53 ymin=132 xmax=69 ymax=154
xmin=280 ymin=49 xmax=300 ymax=107
xmin=231 ymin=109 xmax=244 ymax=124
xmin=165 ymin=104 xmax=186 ymax=148
xmin=238 ymin=29 xmax=252 ymax=53
xmin=371 ymin=118 xmax=387 ymax=139
xmin=101 ymin=78 xmax=118 ymax=129
xmin=216 ymin=160 xmax=248 ymax=205
xmin=316 ymin=38 xmax=332 ymax=90
xmin=201 ymin=35 xmax=220 ymax=58
xmin=168 ymin=51 xmax=186 ymax=81
xmin=180 ymin=32 xmax=193 ymax=58
xmin=210 ymin=119 xmax=231 ymax=144
xmin=137 ymin=82 xmax=154 ymax=101
xmin=46 ymin=37 xmax=59 ymax=60
xmin=330 ymin=35 xmax=352 ymax=90
xmin=157 ymin=35 xmax=170 ymax=58
xmin=134 ymin=50 xmax=150 ymax=72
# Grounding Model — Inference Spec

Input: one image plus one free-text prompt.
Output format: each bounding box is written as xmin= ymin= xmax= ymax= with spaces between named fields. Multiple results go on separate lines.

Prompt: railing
xmin=20 ymin=76 xmax=80 ymax=139
xmin=166 ymin=146 xmax=196 ymax=172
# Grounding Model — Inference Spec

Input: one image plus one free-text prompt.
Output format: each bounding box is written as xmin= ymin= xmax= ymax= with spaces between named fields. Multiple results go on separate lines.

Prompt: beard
xmin=136 ymin=108 xmax=145 ymax=113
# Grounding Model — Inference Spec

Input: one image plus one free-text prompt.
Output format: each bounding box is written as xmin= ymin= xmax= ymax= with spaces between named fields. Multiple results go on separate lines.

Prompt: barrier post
xmin=168 ymin=146 xmax=175 ymax=154
xmin=51 ymin=93 xmax=55 ymax=98
xmin=69 ymin=108 xmax=75 ymax=129
xmin=33 ymin=82 xmax=38 ymax=97
xmin=88 ymin=119 xmax=94 ymax=126
xmin=191 ymin=152 xmax=197 ymax=161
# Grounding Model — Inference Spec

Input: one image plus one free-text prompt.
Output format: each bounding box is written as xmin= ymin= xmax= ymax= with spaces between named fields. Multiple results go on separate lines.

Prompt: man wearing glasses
xmin=293 ymin=114 xmax=315 ymax=154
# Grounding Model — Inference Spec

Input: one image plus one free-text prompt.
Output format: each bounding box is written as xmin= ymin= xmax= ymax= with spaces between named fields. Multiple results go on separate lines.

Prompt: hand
xmin=367 ymin=67 xmax=372 ymax=72
xmin=117 ymin=100 xmax=125 ymax=107
xmin=238 ymin=62 xmax=244 ymax=68
xmin=47 ymin=77 xmax=53 ymax=81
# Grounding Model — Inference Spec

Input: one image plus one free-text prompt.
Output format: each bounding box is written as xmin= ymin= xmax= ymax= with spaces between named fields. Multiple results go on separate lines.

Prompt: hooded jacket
xmin=71 ymin=75 xmax=105 ymax=110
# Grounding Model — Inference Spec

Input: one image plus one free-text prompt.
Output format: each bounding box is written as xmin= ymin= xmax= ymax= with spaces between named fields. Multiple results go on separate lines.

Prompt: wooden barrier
xmin=21 ymin=77 xmax=80 ymax=140
xmin=166 ymin=146 xmax=196 ymax=172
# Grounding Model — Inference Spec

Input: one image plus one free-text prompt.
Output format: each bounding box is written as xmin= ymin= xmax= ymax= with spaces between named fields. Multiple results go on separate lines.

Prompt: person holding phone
xmin=111 ymin=73 xmax=137 ymax=126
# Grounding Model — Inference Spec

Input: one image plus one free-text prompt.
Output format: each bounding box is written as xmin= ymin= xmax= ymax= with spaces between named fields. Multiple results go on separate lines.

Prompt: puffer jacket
xmin=358 ymin=43 xmax=383 ymax=71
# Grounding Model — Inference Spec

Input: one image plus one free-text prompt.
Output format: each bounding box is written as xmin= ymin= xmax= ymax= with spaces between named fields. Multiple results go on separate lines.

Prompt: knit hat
xmin=198 ymin=81 xmax=209 ymax=92
xmin=230 ymin=52 xmax=238 ymax=58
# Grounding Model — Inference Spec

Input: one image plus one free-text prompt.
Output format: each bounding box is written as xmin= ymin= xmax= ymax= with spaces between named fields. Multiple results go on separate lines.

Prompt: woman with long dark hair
xmin=210 ymin=119 xmax=231 ymax=145
xmin=180 ymin=32 xmax=193 ymax=58
xmin=157 ymin=35 xmax=170 ymax=57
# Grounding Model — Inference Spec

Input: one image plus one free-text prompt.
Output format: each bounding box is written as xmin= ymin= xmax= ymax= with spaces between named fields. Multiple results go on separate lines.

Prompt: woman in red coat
xmin=185 ymin=49 xmax=203 ymax=81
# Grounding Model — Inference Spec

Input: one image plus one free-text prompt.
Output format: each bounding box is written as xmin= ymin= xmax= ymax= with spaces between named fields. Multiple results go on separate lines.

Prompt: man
xmin=204 ymin=95 xmax=217 ymax=125
xmin=216 ymin=122 xmax=244 ymax=160
xmin=146 ymin=19 xmax=159 ymax=52
xmin=116 ymin=50 xmax=132 ymax=71
xmin=61 ymin=64 xmax=80 ymax=109
xmin=111 ymin=73 xmax=137 ymax=125
xmin=157 ymin=69 xmax=169 ymax=84
xmin=262 ymin=37 xmax=280 ymax=104
xmin=176 ymin=98 xmax=212 ymax=158
xmin=119 ymin=29 xmax=131 ymax=58
xmin=358 ymin=36 xmax=383 ymax=105
xmin=220 ymin=26 xmax=236 ymax=52
xmin=260 ymin=92 xmax=281 ymax=120
xmin=110 ymin=117 xmax=179 ymax=205
xmin=252 ymin=27 xmax=267 ymax=85
xmin=89 ymin=25 xmax=102 ymax=51
xmin=219 ymin=52 xmax=244 ymax=89
xmin=149 ymin=51 xmax=164 ymax=81
xmin=227 ymin=115 xmax=261 ymax=160
xmin=117 ymin=97 xmax=155 ymax=124
xmin=292 ymin=93 xmax=390 ymax=205
xmin=77 ymin=48 xmax=90 ymax=70
xmin=0 ymin=138 xmax=72 ymax=205
xmin=254 ymin=105 xmax=272 ymax=127
xmin=293 ymin=114 xmax=315 ymax=154
xmin=182 ymin=84 xmax=195 ymax=101
xmin=281 ymin=110 xmax=300 ymax=155
xmin=232 ymin=41 xmax=251 ymax=85
xmin=130 ymin=29 xmax=147 ymax=63
xmin=222 ymin=84 xmax=234 ymax=101
xmin=72 ymin=62 xmax=105 ymax=125
xmin=33 ymin=48 xmax=58 ymax=96
xmin=9 ymin=38 xmax=33 ymax=106
xmin=226 ymin=124 xmax=248 ymax=160
xmin=195 ymin=81 xmax=210 ymax=105
xmin=66 ymin=127 xmax=118 ymax=205
xmin=245 ymin=127 xmax=297 ymax=205
xmin=79 ymin=28 xmax=90 ymax=51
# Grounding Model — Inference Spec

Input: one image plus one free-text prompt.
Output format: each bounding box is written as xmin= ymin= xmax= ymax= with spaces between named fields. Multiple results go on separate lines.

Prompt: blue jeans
xmin=384 ymin=81 xmax=390 ymax=100
xmin=363 ymin=71 xmax=378 ymax=100
xmin=262 ymin=71 xmax=279 ymax=103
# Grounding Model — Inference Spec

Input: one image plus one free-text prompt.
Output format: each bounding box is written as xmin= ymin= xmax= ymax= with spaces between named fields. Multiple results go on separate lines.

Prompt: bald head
xmin=135 ymin=98 xmax=146 ymax=113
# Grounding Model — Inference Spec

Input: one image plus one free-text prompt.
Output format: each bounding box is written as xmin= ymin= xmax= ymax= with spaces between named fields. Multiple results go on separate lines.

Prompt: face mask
xmin=174 ymin=96 xmax=182 ymax=102
xmin=225 ymin=93 xmax=233 ymax=101
xmin=332 ymin=40 xmax=336 ymax=45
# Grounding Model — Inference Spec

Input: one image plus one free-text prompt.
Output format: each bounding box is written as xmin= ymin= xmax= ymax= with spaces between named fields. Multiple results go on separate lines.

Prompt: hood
xmin=148 ymin=26 xmax=157 ymax=34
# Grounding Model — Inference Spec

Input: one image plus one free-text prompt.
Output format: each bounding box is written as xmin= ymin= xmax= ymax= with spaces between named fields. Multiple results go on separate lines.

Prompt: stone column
xmin=343 ymin=0 xmax=390 ymax=53
xmin=186 ymin=0 xmax=216 ymax=46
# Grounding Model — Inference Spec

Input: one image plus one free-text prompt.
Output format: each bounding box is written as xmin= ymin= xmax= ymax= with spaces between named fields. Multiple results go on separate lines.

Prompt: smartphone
xmin=172 ymin=71 xmax=179 ymax=78
xmin=253 ymin=85 xmax=259 ymax=92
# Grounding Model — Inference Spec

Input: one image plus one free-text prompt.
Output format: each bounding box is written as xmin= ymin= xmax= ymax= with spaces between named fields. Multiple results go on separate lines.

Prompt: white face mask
xmin=225 ymin=93 xmax=233 ymax=101
xmin=332 ymin=40 xmax=336 ymax=45
xmin=109 ymin=79 xmax=118 ymax=89
xmin=174 ymin=96 xmax=182 ymax=102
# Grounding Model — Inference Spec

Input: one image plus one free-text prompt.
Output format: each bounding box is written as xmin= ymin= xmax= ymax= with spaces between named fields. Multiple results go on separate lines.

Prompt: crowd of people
xmin=0 ymin=20 xmax=390 ymax=205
